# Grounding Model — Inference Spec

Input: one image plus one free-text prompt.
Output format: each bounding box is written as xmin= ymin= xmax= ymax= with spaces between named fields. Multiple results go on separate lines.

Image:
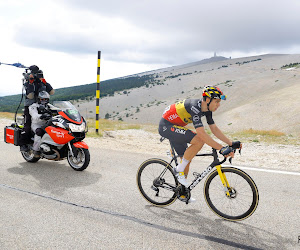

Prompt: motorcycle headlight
xmin=69 ymin=123 xmax=85 ymax=132
xmin=52 ymin=121 xmax=66 ymax=129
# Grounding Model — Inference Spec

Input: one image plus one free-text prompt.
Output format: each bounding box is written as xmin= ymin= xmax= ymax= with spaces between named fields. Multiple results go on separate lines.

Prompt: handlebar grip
xmin=220 ymin=157 xmax=227 ymax=165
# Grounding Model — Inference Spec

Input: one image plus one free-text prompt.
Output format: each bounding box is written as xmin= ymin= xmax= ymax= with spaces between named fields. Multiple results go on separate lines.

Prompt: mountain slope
xmin=1 ymin=54 xmax=299 ymax=136
xmin=75 ymin=54 xmax=300 ymax=136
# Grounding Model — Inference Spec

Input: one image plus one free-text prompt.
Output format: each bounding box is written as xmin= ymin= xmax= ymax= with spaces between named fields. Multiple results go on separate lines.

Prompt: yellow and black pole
xmin=95 ymin=51 xmax=101 ymax=134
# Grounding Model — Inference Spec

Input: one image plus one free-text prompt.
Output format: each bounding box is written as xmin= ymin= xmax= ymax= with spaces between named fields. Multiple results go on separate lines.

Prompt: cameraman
xmin=19 ymin=65 xmax=55 ymax=152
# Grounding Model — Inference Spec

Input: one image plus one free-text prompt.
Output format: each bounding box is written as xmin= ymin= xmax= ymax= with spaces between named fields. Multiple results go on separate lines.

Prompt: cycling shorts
xmin=158 ymin=118 xmax=196 ymax=157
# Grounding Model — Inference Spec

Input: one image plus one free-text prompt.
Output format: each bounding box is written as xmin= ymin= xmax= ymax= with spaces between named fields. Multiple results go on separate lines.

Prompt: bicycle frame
xmin=167 ymin=140 xmax=232 ymax=196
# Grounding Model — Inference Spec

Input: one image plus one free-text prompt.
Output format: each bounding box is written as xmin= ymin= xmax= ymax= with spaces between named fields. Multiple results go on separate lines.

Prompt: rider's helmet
xmin=38 ymin=91 xmax=50 ymax=105
xmin=202 ymin=86 xmax=227 ymax=100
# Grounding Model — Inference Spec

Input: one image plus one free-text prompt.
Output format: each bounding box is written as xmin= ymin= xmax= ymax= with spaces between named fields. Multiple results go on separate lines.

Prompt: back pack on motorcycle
xmin=4 ymin=124 xmax=22 ymax=146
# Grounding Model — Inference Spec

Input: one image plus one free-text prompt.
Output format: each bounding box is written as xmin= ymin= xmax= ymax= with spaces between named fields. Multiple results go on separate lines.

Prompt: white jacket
xmin=29 ymin=103 xmax=48 ymax=133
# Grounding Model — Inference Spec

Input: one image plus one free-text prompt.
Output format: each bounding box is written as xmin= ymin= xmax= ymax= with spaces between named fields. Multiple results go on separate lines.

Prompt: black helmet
xmin=38 ymin=91 xmax=50 ymax=105
xmin=29 ymin=65 xmax=40 ymax=74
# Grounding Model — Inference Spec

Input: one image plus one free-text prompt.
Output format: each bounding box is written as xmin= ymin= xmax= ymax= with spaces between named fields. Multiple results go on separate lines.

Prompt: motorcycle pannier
xmin=4 ymin=126 xmax=21 ymax=146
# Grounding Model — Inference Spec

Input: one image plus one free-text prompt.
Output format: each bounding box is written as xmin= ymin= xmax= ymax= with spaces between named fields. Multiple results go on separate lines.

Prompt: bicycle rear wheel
xmin=137 ymin=158 xmax=178 ymax=206
xmin=204 ymin=167 xmax=259 ymax=221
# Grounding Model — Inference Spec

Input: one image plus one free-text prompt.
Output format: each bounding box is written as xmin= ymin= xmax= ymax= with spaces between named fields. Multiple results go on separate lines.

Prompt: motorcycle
xmin=5 ymin=101 xmax=90 ymax=171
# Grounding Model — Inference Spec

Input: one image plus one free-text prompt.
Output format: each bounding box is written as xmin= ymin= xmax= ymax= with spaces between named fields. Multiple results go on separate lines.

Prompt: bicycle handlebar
xmin=214 ymin=147 xmax=242 ymax=165
xmin=228 ymin=148 xmax=242 ymax=164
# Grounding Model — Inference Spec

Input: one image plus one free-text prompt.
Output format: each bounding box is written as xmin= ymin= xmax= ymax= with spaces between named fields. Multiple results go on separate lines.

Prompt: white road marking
xmin=224 ymin=165 xmax=300 ymax=176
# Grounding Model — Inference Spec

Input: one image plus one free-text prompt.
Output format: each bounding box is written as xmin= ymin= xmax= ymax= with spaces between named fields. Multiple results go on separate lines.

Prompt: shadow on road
xmin=145 ymin=205 xmax=295 ymax=250
xmin=7 ymin=160 xmax=101 ymax=195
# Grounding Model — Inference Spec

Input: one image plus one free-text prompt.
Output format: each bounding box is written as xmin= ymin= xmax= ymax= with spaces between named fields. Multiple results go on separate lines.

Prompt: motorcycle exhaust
xmin=43 ymin=149 xmax=61 ymax=161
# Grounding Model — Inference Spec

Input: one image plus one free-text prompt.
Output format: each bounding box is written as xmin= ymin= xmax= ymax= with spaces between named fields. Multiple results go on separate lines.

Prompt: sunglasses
xmin=220 ymin=95 xmax=227 ymax=100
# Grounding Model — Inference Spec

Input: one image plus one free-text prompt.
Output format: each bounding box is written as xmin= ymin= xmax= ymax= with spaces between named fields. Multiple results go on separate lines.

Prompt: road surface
xmin=0 ymin=141 xmax=299 ymax=249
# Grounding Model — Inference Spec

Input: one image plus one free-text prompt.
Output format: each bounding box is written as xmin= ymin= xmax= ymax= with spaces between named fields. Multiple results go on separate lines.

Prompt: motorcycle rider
xmin=19 ymin=65 xmax=55 ymax=152
xmin=28 ymin=91 xmax=52 ymax=157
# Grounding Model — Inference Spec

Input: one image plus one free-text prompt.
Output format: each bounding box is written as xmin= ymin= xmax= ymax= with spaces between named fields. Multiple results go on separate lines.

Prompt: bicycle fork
xmin=216 ymin=165 xmax=232 ymax=197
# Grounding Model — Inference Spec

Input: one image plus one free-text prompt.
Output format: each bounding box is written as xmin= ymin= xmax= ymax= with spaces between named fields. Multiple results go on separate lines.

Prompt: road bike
xmin=136 ymin=138 xmax=259 ymax=221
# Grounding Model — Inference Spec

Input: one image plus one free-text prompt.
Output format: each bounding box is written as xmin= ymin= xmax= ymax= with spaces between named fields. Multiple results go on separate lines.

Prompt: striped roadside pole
xmin=96 ymin=51 xmax=101 ymax=134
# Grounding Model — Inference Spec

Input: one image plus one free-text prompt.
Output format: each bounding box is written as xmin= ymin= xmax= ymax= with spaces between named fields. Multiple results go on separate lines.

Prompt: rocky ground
xmin=2 ymin=118 xmax=299 ymax=172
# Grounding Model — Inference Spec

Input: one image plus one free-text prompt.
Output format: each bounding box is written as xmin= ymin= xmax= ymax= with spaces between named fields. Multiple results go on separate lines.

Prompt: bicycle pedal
xmin=178 ymin=195 xmax=188 ymax=202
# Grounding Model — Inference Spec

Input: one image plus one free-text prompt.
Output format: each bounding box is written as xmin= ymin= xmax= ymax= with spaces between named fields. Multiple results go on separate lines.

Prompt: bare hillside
xmin=75 ymin=54 xmax=300 ymax=136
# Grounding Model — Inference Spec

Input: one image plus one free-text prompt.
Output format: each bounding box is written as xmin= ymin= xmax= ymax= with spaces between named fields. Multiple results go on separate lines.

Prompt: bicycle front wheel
xmin=204 ymin=167 xmax=259 ymax=221
xmin=137 ymin=158 xmax=178 ymax=207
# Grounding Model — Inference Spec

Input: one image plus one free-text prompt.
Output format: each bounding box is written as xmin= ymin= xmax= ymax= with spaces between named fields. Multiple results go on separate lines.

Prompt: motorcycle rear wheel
xmin=21 ymin=151 xmax=40 ymax=163
xmin=67 ymin=148 xmax=90 ymax=171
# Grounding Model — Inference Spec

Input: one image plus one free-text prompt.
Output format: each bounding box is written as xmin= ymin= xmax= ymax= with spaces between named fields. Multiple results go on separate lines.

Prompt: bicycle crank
xmin=176 ymin=185 xmax=191 ymax=204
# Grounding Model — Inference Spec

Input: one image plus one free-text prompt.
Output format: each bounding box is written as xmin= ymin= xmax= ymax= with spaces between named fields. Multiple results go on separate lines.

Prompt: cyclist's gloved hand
xmin=231 ymin=141 xmax=241 ymax=149
xmin=219 ymin=146 xmax=233 ymax=156
xmin=40 ymin=113 xmax=51 ymax=120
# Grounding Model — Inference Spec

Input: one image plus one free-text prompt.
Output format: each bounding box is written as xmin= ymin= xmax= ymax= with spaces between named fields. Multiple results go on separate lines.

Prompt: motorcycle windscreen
xmin=59 ymin=109 xmax=83 ymax=124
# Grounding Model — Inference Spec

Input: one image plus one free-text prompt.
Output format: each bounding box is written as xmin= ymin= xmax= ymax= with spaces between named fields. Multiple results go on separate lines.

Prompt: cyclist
xmin=158 ymin=86 xmax=241 ymax=202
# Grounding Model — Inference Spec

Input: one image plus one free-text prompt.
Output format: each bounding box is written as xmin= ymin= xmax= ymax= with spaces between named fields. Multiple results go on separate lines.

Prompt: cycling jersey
xmin=162 ymin=99 xmax=214 ymax=129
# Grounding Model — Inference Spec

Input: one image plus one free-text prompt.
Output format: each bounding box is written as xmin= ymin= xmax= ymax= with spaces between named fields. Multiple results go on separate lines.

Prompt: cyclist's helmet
xmin=38 ymin=91 xmax=50 ymax=105
xmin=202 ymin=86 xmax=227 ymax=100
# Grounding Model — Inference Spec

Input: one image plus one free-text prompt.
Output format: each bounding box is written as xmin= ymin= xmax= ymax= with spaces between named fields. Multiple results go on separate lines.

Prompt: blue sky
xmin=1 ymin=0 xmax=300 ymax=96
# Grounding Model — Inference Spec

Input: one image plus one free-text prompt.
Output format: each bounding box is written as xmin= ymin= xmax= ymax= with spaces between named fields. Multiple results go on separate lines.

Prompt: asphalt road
xmin=0 ymin=140 xmax=299 ymax=249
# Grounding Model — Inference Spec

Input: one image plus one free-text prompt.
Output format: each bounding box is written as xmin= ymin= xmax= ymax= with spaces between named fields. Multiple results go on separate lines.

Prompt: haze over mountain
xmin=75 ymin=54 xmax=300 ymax=136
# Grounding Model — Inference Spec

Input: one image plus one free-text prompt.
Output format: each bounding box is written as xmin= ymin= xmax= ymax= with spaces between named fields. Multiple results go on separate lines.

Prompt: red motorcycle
xmin=5 ymin=101 xmax=90 ymax=171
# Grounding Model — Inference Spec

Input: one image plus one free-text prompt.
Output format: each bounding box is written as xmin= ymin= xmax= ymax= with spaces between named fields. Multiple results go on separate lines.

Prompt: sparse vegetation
xmin=281 ymin=62 xmax=300 ymax=69
xmin=217 ymin=65 xmax=229 ymax=69
xmin=0 ymin=112 xmax=14 ymax=119
xmin=235 ymin=58 xmax=262 ymax=66
xmin=229 ymin=129 xmax=299 ymax=145
xmin=165 ymin=73 xmax=182 ymax=79
xmin=216 ymin=80 xmax=235 ymax=87
xmin=244 ymin=129 xmax=285 ymax=137
xmin=85 ymin=118 xmax=141 ymax=137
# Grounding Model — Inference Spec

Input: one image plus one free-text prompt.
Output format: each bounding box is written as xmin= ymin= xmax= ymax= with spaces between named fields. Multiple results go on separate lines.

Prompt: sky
xmin=0 ymin=0 xmax=300 ymax=96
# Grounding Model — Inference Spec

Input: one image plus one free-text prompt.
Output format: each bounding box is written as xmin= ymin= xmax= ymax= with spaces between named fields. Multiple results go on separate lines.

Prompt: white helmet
xmin=38 ymin=91 xmax=50 ymax=105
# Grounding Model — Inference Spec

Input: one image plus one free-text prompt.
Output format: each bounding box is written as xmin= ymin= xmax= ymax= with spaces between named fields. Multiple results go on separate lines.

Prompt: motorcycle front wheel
xmin=67 ymin=148 xmax=90 ymax=171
